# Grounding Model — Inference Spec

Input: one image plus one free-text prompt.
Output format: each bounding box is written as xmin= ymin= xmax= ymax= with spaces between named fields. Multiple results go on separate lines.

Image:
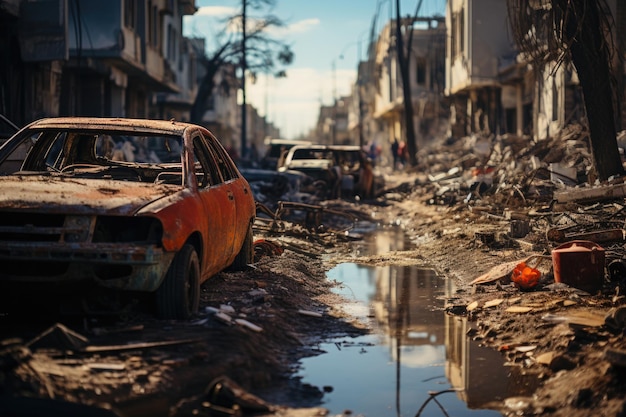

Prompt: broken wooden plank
xmin=554 ymin=182 xmax=626 ymax=204
xmin=505 ymin=306 xmax=534 ymax=313
xmin=235 ymin=319 xmax=263 ymax=332
xmin=298 ymin=309 xmax=323 ymax=317
xmin=83 ymin=338 xmax=204 ymax=353
xmin=470 ymin=255 xmax=551 ymax=285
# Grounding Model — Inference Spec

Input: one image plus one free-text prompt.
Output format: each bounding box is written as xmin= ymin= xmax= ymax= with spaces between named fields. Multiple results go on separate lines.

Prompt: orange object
xmin=511 ymin=262 xmax=541 ymax=290
xmin=552 ymin=240 xmax=605 ymax=293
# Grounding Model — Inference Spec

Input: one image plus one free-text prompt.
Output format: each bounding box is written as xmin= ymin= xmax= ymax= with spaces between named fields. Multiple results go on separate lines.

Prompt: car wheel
xmin=229 ymin=223 xmax=253 ymax=271
xmin=156 ymin=244 xmax=200 ymax=319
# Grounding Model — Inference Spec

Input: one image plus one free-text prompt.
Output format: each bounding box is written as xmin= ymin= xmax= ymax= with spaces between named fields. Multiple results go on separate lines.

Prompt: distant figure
xmin=329 ymin=164 xmax=343 ymax=199
xmin=391 ymin=138 xmax=399 ymax=170
xmin=368 ymin=141 xmax=380 ymax=167
xmin=356 ymin=157 xmax=374 ymax=199
xmin=397 ymin=140 xmax=406 ymax=167
xmin=277 ymin=146 xmax=289 ymax=170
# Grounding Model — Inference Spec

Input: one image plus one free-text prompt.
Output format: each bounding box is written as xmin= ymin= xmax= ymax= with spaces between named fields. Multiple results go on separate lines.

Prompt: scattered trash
xmin=514 ymin=345 xmax=537 ymax=353
xmin=470 ymin=255 xmax=550 ymax=286
xmin=604 ymin=348 xmax=626 ymax=368
xmin=235 ymin=319 xmax=263 ymax=333
xmin=253 ymin=238 xmax=284 ymax=261
xmin=608 ymin=259 xmax=626 ymax=282
xmin=219 ymin=304 xmax=236 ymax=315
xmin=535 ymin=351 xmax=557 ymax=366
xmin=541 ymin=310 xmax=607 ymax=328
xmin=87 ymin=363 xmax=126 ymax=372
xmin=546 ymin=227 xmax=625 ymax=244
xmin=604 ymin=306 xmax=626 ymax=331
xmin=510 ymin=219 xmax=530 ymax=238
xmin=511 ymin=262 xmax=541 ymax=290
xmin=484 ymin=298 xmax=504 ymax=308
xmin=298 ymin=309 xmax=323 ymax=318
xmin=26 ymin=323 xmax=89 ymax=352
xmin=466 ymin=301 xmax=479 ymax=311
xmin=505 ymin=306 xmax=534 ymax=313
xmin=214 ymin=312 xmax=233 ymax=325
xmin=174 ymin=376 xmax=274 ymax=416
xmin=552 ymin=240 xmax=605 ymax=293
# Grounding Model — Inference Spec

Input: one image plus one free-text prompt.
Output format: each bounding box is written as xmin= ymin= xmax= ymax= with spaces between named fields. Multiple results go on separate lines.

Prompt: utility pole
xmin=332 ymin=59 xmax=337 ymax=145
xmin=357 ymin=39 xmax=364 ymax=148
xmin=240 ymin=0 xmax=248 ymax=160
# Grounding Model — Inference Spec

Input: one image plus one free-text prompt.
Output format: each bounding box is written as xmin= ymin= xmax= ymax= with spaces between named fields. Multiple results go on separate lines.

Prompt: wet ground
xmin=3 ymin=170 xmax=626 ymax=416
xmin=293 ymin=225 xmax=541 ymax=416
xmin=298 ymin=262 xmax=502 ymax=417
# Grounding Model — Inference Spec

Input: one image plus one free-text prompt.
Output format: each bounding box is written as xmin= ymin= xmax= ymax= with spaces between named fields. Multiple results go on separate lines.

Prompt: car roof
xmin=24 ymin=117 xmax=203 ymax=136
xmin=264 ymin=138 xmax=312 ymax=146
xmin=289 ymin=144 xmax=328 ymax=151
xmin=287 ymin=144 xmax=362 ymax=155
xmin=327 ymin=145 xmax=361 ymax=151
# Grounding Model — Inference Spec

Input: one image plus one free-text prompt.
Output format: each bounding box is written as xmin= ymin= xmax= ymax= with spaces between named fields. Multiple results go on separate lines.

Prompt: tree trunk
xmin=395 ymin=1 xmax=418 ymax=166
xmin=562 ymin=0 xmax=624 ymax=181
xmin=190 ymin=64 xmax=218 ymax=125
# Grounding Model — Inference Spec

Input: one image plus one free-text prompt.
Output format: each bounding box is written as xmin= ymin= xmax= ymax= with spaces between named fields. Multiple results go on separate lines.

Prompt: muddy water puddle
xmin=298 ymin=229 xmax=537 ymax=416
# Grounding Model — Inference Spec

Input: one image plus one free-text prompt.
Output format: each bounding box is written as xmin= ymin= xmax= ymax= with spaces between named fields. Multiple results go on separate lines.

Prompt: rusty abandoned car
xmin=0 ymin=117 xmax=256 ymax=319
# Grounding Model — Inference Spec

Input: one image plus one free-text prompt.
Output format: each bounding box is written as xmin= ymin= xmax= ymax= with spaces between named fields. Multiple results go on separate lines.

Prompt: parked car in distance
xmin=0 ymin=117 xmax=256 ymax=319
xmin=260 ymin=138 xmax=312 ymax=170
xmin=278 ymin=144 xmax=381 ymax=199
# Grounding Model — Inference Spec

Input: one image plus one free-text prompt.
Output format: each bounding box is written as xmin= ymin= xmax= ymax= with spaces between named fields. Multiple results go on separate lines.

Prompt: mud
xmin=2 ymin=170 xmax=626 ymax=417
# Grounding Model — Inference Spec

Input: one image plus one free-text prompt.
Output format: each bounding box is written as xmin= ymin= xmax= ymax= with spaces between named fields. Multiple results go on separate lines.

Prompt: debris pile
xmin=408 ymin=124 xmax=626 ymax=415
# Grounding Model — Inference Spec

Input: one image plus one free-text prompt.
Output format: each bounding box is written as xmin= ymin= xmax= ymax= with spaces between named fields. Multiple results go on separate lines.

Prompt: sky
xmin=184 ymin=0 xmax=446 ymax=139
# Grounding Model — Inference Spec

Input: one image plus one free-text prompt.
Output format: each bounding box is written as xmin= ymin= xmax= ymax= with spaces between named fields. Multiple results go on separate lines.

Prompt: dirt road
xmin=3 ymin=163 xmax=626 ymax=416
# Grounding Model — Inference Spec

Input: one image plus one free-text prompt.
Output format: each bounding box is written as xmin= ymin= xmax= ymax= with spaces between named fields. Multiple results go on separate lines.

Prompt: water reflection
xmin=445 ymin=314 xmax=539 ymax=409
xmin=297 ymin=227 xmax=539 ymax=415
xmin=299 ymin=262 xmax=503 ymax=416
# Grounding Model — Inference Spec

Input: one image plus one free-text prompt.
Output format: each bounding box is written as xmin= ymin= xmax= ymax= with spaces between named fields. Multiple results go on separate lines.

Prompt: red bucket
xmin=551 ymin=240 xmax=605 ymax=293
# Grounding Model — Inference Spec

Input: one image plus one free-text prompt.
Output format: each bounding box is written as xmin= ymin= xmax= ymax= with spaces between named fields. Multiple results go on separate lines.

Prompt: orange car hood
xmin=0 ymin=175 xmax=181 ymax=216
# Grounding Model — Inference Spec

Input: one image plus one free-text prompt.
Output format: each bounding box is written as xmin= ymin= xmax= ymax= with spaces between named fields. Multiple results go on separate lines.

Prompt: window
xmin=192 ymin=136 xmax=219 ymax=187
xmin=451 ymin=9 xmax=465 ymax=58
xmin=167 ymin=24 xmax=177 ymax=61
xmin=124 ymin=0 xmax=136 ymax=29
xmin=148 ymin=3 xmax=159 ymax=48
xmin=203 ymin=133 xmax=238 ymax=181
xmin=552 ymin=77 xmax=559 ymax=122
xmin=416 ymin=57 xmax=426 ymax=85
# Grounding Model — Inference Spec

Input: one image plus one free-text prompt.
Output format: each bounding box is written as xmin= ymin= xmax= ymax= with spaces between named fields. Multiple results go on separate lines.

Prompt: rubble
xmin=3 ymin=121 xmax=626 ymax=416
xmin=390 ymin=123 xmax=626 ymax=417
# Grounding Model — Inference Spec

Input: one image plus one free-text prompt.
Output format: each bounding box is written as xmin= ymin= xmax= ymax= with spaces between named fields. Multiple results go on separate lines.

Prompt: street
xmin=2 ymin=128 xmax=626 ymax=417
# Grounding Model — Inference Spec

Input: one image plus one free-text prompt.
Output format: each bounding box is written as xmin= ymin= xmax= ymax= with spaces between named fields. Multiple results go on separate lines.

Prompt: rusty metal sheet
xmin=0 ymin=176 xmax=179 ymax=216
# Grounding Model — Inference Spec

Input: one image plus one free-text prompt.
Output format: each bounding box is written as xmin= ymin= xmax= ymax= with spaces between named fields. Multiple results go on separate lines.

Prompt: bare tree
xmin=507 ymin=0 xmax=624 ymax=181
xmin=190 ymin=0 xmax=293 ymax=156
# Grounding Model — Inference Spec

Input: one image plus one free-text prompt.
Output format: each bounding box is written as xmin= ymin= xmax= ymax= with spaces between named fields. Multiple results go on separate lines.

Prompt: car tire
xmin=156 ymin=244 xmax=200 ymax=320
xmin=229 ymin=223 xmax=253 ymax=271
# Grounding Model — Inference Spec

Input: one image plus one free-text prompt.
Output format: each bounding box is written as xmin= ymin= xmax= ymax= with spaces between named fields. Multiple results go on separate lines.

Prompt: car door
xmin=202 ymin=132 xmax=253 ymax=255
xmin=191 ymin=133 xmax=236 ymax=278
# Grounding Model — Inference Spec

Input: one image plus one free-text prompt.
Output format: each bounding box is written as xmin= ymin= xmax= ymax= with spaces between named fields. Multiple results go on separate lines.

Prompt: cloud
xmin=392 ymin=345 xmax=445 ymax=368
xmin=194 ymin=6 xmax=236 ymax=17
xmin=247 ymin=66 xmax=357 ymax=138
xmin=190 ymin=8 xmax=319 ymax=39
xmin=266 ymin=18 xmax=320 ymax=36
